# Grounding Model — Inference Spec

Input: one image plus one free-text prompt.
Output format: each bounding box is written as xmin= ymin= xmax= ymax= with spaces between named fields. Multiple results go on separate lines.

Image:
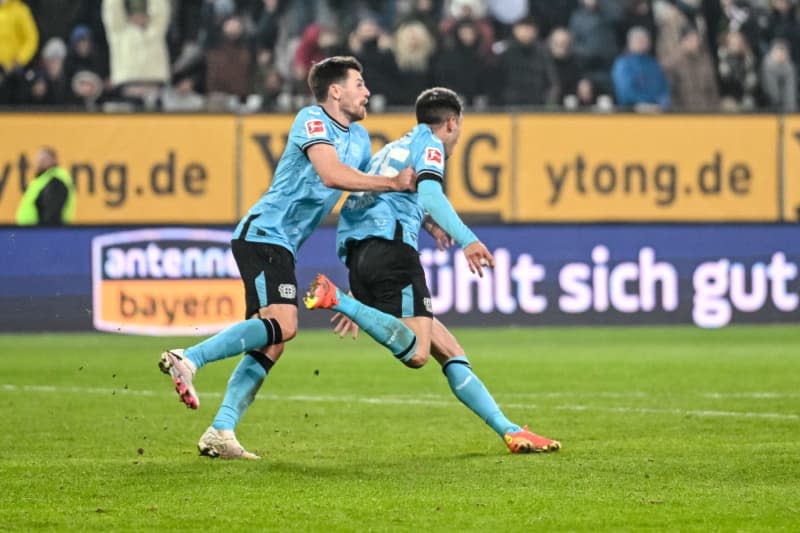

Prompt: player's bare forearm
xmin=308 ymin=144 xmax=415 ymax=192
xmin=423 ymin=215 xmax=454 ymax=251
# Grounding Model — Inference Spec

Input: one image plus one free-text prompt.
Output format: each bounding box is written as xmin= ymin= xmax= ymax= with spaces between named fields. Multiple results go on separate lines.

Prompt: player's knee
xmin=258 ymin=312 xmax=297 ymax=343
xmin=404 ymin=351 xmax=429 ymax=369
xmin=279 ymin=322 xmax=297 ymax=342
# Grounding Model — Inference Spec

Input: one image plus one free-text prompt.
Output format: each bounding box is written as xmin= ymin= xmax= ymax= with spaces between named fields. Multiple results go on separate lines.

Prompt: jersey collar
xmin=318 ymin=105 xmax=349 ymax=132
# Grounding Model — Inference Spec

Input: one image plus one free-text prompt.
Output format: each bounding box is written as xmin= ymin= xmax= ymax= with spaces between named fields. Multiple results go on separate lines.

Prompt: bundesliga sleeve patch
xmin=305 ymin=119 xmax=327 ymax=138
xmin=424 ymin=147 xmax=444 ymax=168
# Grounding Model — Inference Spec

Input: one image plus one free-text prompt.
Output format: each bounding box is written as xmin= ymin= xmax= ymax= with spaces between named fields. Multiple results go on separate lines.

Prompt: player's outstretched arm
xmin=418 ymin=179 xmax=494 ymax=277
xmin=307 ymin=144 xmax=415 ymax=192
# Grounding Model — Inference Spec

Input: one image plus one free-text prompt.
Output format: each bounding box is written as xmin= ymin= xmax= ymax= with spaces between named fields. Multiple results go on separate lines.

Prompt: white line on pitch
xmin=700 ymin=392 xmax=800 ymax=399
xmin=550 ymin=404 xmax=799 ymax=420
xmin=1 ymin=384 xmax=797 ymax=421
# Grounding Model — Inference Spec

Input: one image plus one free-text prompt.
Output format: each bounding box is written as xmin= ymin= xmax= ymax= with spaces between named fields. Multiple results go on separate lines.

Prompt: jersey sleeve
xmin=288 ymin=107 xmax=335 ymax=152
xmin=413 ymin=131 xmax=445 ymax=185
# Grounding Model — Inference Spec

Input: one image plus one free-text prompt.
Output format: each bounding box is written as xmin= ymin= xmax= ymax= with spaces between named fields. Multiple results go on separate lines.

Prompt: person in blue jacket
xmin=612 ymin=26 xmax=671 ymax=112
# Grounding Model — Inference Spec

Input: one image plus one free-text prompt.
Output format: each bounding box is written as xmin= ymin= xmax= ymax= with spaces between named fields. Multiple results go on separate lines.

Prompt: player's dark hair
xmin=308 ymin=56 xmax=363 ymax=103
xmin=415 ymin=87 xmax=463 ymax=125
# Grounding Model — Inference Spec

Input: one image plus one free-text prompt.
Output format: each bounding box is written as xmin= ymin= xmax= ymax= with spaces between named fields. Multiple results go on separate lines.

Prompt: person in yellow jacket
xmin=0 ymin=0 xmax=39 ymax=72
xmin=16 ymin=147 xmax=77 ymax=226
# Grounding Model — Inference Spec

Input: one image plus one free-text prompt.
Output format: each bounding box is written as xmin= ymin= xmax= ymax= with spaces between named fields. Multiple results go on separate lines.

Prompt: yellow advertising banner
xmin=239 ymin=113 xmax=513 ymax=220
xmin=515 ymin=115 xmax=778 ymax=221
xmin=0 ymin=114 xmax=237 ymax=224
xmin=240 ymin=114 xmax=290 ymax=212
xmin=783 ymin=115 xmax=800 ymax=221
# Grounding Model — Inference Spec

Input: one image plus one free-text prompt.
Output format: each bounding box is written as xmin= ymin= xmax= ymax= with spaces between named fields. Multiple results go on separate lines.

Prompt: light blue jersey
xmin=234 ymin=105 xmax=371 ymax=257
xmin=336 ymin=123 xmax=446 ymax=262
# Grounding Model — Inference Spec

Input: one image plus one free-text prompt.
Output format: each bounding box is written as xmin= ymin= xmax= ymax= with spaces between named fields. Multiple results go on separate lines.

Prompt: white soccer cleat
xmin=198 ymin=426 xmax=260 ymax=460
xmin=158 ymin=349 xmax=200 ymax=409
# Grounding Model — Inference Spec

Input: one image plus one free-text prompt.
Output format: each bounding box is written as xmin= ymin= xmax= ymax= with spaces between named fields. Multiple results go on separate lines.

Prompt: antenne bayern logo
xmin=91 ymin=228 xmax=244 ymax=336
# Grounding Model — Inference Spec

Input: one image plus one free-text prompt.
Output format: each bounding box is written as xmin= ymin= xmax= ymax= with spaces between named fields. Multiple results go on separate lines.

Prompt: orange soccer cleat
xmin=504 ymin=426 xmax=562 ymax=453
xmin=303 ymin=273 xmax=340 ymax=310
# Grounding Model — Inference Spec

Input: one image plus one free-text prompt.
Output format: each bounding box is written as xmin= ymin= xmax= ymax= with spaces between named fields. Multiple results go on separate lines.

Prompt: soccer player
xmin=305 ymin=87 xmax=561 ymax=453
xmin=158 ymin=56 xmax=416 ymax=459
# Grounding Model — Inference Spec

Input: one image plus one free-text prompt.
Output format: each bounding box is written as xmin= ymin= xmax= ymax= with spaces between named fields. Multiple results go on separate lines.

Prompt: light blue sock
xmin=443 ymin=356 xmax=521 ymax=437
xmin=333 ymin=289 xmax=417 ymax=362
xmin=184 ymin=318 xmax=279 ymax=370
xmin=212 ymin=353 xmax=271 ymax=430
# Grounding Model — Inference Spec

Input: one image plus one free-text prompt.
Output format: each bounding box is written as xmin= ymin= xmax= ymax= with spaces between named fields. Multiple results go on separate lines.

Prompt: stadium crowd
xmin=0 ymin=0 xmax=797 ymax=112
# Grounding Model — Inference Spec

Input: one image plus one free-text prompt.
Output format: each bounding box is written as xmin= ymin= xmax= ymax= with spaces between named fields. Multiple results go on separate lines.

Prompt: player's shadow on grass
xmin=262 ymin=452 xmax=498 ymax=478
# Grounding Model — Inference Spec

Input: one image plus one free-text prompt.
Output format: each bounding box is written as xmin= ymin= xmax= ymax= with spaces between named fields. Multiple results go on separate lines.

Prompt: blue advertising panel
xmin=0 ymin=225 xmax=797 ymax=333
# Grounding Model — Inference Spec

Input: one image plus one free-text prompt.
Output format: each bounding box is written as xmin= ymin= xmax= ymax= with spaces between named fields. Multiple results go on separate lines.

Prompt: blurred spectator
xmin=326 ymin=0 xmax=398 ymax=38
xmin=167 ymin=0 xmax=204 ymax=62
xmin=252 ymin=62 xmax=287 ymax=111
xmin=71 ymin=70 xmax=105 ymax=110
xmin=0 ymin=0 xmax=39 ymax=103
xmin=206 ymin=15 xmax=252 ymax=102
xmin=529 ymin=0 xmax=580 ymax=36
xmin=74 ymin=0 xmax=111 ymax=79
xmin=0 ymin=0 xmax=39 ymax=72
xmin=198 ymin=0 xmax=237 ymax=50
xmin=718 ymin=0 xmax=762 ymax=58
xmin=664 ymin=26 xmax=719 ymax=111
xmin=548 ymin=27 xmax=583 ymax=106
xmin=653 ymin=0 xmax=711 ymax=66
xmin=161 ymin=71 xmax=205 ymax=111
xmin=492 ymin=16 xmax=558 ymax=106
xmin=717 ymin=29 xmax=759 ymax=111
xmin=566 ymin=78 xmax=615 ymax=111
xmin=30 ymin=38 xmax=71 ymax=106
xmin=253 ymin=0 xmax=283 ymax=63
xmin=612 ymin=26 xmax=670 ymax=111
xmin=569 ymin=0 xmax=620 ymax=70
xmin=761 ymin=38 xmax=797 ymax=112
xmin=575 ymin=78 xmax=603 ymax=108
xmin=64 ymin=25 xmax=107 ymax=84
xmin=102 ymin=0 xmax=171 ymax=108
xmin=282 ymin=0 xmax=338 ymax=39
xmin=391 ymin=20 xmax=437 ymax=105
xmin=440 ymin=0 xmax=495 ymax=56
xmin=485 ymin=0 xmax=529 ymax=40
xmin=16 ymin=146 xmax=76 ymax=226
xmin=348 ymin=17 xmax=398 ymax=108
xmin=22 ymin=1 xmax=82 ymax=45
xmin=396 ymin=0 xmax=442 ymax=39
xmin=616 ymin=0 xmax=658 ymax=52
xmin=762 ymin=0 xmax=800 ymax=66
xmin=292 ymin=23 xmax=346 ymax=96
xmin=432 ymin=19 xmax=491 ymax=106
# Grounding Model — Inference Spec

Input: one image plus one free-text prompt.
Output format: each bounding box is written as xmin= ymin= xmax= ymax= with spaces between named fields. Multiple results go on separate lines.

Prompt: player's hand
xmin=463 ymin=241 xmax=494 ymax=278
xmin=393 ymin=166 xmax=416 ymax=192
xmin=331 ymin=312 xmax=359 ymax=340
xmin=424 ymin=219 xmax=454 ymax=250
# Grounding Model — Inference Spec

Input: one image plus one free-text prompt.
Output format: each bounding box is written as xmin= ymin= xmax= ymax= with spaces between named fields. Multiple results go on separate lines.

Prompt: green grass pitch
xmin=0 ymin=326 xmax=798 ymax=531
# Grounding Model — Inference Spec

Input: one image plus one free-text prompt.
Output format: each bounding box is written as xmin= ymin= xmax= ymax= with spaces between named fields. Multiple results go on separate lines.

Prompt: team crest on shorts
xmin=278 ymin=283 xmax=297 ymax=299
xmin=423 ymin=297 xmax=433 ymax=313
